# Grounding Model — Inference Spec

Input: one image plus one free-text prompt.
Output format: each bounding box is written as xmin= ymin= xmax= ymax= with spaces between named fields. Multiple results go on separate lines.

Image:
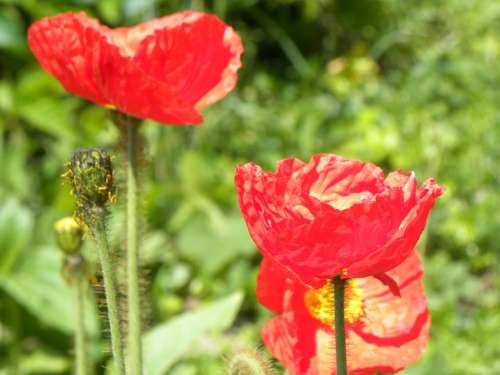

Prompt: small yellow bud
xmin=54 ymin=217 xmax=83 ymax=254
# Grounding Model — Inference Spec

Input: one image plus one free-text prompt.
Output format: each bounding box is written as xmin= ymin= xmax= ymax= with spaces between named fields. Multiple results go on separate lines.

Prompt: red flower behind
xmin=28 ymin=11 xmax=243 ymax=125
xmin=258 ymin=251 xmax=430 ymax=375
xmin=235 ymin=154 xmax=444 ymax=285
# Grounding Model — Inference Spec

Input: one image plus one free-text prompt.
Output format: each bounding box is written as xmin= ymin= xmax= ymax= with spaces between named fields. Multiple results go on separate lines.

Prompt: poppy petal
xmin=258 ymin=251 xmax=430 ymax=375
xmin=373 ymin=273 xmax=401 ymax=297
xmin=28 ymin=11 xmax=242 ymax=125
xmin=133 ymin=11 xmax=243 ymax=108
xmin=28 ymin=12 xmax=202 ymax=124
xmin=346 ymin=178 xmax=444 ymax=277
xmin=308 ymin=323 xmax=430 ymax=375
xmin=256 ymin=258 xmax=289 ymax=313
xmin=27 ymin=12 xmax=112 ymax=106
xmin=235 ymin=154 xmax=443 ymax=283
xmin=262 ymin=288 xmax=323 ymax=375
xmin=354 ymin=251 xmax=429 ymax=344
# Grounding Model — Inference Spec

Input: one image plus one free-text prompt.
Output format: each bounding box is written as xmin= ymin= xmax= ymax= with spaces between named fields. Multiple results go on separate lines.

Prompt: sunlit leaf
xmin=177 ymin=213 xmax=255 ymax=275
xmin=144 ymin=291 xmax=243 ymax=375
xmin=0 ymin=246 xmax=99 ymax=335
xmin=0 ymin=198 xmax=33 ymax=275
xmin=0 ymin=11 xmax=26 ymax=54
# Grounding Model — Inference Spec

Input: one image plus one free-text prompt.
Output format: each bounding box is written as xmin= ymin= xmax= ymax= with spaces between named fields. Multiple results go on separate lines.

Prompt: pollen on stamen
xmin=305 ymin=279 xmax=365 ymax=326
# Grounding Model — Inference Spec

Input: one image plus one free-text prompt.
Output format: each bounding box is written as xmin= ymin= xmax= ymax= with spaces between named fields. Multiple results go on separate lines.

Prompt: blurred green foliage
xmin=0 ymin=0 xmax=499 ymax=374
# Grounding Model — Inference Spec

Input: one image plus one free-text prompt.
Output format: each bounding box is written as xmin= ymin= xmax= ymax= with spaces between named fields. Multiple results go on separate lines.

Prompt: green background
xmin=0 ymin=0 xmax=499 ymax=374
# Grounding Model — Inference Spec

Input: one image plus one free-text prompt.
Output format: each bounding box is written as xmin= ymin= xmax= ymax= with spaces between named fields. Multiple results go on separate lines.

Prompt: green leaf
xmin=144 ymin=291 xmax=243 ymax=375
xmin=0 ymin=198 xmax=34 ymax=275
xmin=0 ymin=80 xmax=14 ymax=113
xmin=97 ymin=0 xmax=121 ymax=24
xmin=0 ymin=10 xmax=26 ymax=54
xmin=16 ymin=97 xmax=78 ymax=140
xmin=177 ymin=213 xmax=255 ymax=275
xmin=0 ymin=132 xmax=33 ymax=201
xmin=0 ymin=246 xmax=99 ymax=335
xmin=18 ymin=351 xmax=70 ymax=374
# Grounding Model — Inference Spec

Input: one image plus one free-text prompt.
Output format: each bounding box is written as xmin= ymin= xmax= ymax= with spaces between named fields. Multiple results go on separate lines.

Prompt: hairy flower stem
xmin=126 ymin=122 xmax=142 ymax=375
xmin=333 ymin=276 xmax=347 ymax=375
xmin=74 ymin=275 xmax=88 ymax=375
xmin=90 ymin=216 xmax=126 ymax=375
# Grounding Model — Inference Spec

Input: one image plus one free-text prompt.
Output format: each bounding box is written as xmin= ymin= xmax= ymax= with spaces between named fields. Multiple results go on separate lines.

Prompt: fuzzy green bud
xmin=225 ymin=348 xmax=277 ymax=375
xmin=54 ymin=217 xmax=84 ymax=254
xmin=64 ymin=148 xmax=115 ymax=223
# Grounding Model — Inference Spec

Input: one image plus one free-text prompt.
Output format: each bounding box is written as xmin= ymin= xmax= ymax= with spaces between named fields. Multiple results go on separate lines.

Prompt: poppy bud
xmin=225 ymin=348 xmax=277 ymax=375
xmin=64 ymin=147 xmax=115 ymax=223
xmin=54 ymin=217 xmax=83 ymax=254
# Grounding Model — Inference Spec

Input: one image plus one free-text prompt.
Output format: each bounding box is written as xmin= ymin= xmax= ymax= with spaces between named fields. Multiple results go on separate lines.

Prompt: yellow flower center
xmin=305 ymin=279 xmax=365 ymax=326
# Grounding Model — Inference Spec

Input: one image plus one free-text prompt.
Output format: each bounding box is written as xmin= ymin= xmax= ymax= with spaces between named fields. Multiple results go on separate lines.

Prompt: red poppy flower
xmin=235 ymin=153 xmax=443 ymax=285
xmin=27 ymin=11 xmax=243 ymax=125
xmin=258 ymin=251 xmax=430 ymax=375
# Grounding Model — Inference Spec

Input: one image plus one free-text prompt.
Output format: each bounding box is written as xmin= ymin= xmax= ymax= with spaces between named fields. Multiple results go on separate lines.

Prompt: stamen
xmin=305 ymin=279 xmax=365 ymax=325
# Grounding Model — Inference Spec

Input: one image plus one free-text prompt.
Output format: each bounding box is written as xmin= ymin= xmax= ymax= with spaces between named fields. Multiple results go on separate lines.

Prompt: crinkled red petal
xmin=28 ymin=12 xmax=201 ymax=124
xmin=262 ymin=287 xmax=324 ymax=375
xmin=353 ymin=252 xmax=429 ymax=345
xmin=373 ymin=273 xmax=401 ymax=297
xmin=27 ymin=12 xmax=111 ymax=106
xmin=235 ymin=154 xmax=444 ymax=284
xmin=345 ymin=178 xmax=444 ymax=278
xmin=342 ymin=322 xmax=429 ymax=375
xmin=256 ymin=258 xmax=290 ymax=313
xmin=259 ymin=251 xmax=430 ymax=375
xmin=28 ymin=11 xmax=243 ymax=125
xmin=133 ymin=11 xmax=243 ymax=109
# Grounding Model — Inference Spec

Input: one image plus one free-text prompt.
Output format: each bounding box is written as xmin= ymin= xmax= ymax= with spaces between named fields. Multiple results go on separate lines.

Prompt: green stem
xmin=126 ymin=122 xmax=142 ymax=375
xmin=74 ymin=276 xmax=88 ymax=375
xmin=91 ymin=216 xmax=126 ymax=375
xmin=7 ymin=298 xmax=20 ymax=374
xmin=333 ymin=276 xmax=347 ymax=375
